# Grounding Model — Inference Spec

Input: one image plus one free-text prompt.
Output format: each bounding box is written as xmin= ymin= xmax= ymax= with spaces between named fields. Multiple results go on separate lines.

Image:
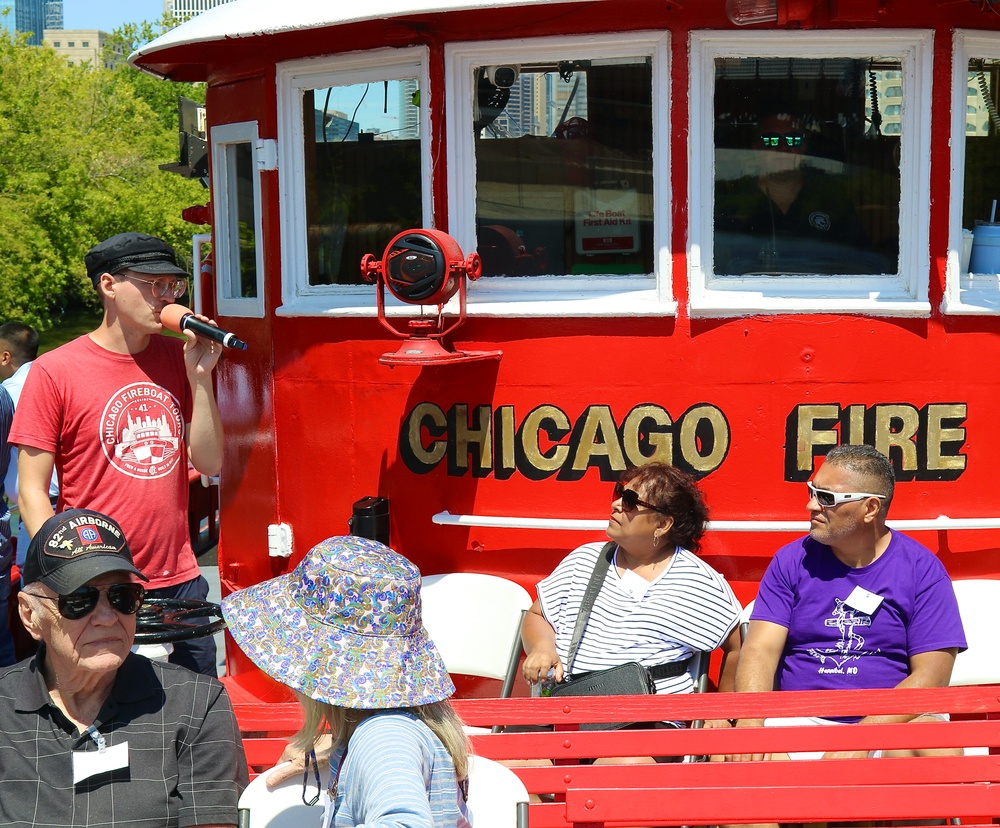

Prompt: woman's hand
xmin=520 ymin=600 xmax=564 ymax=686
xmin=522 ymin=649 xmax=563 ymax=687
xmin=264 ymin=744 xmax=304 ymax=787
xmin=264 ymin=734 xmax=334 ymax=787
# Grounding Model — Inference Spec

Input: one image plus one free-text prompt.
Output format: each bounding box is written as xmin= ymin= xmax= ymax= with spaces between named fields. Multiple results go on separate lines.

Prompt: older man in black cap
xmin=10 ymin=233 xmax=224 ymax=675
xmin=0 ymin=508 xmax=246 ymax=827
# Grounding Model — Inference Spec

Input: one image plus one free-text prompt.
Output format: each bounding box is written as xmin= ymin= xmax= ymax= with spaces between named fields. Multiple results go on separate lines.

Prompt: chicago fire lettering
xmin=400 ymin=402 xmax=730 ymax=480
xmin=399 ymin=400 xmax=968 ymax=481
xmin=786 ymin=402 xmax=967 ymax=481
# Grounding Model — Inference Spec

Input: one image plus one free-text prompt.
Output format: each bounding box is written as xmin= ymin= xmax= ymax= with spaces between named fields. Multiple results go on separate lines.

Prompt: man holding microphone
xmin=10 ymin=232 xmax=226 ymax=675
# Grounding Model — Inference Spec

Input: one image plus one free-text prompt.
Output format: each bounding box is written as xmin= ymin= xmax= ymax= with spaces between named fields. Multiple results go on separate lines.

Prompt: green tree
xmin=0 ymin=23 xmax=208 ymax=331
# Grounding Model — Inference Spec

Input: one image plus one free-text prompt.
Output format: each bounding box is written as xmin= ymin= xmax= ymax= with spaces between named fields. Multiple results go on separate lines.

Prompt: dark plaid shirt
xmin=0 ymin=650 xmax=247 ymax=827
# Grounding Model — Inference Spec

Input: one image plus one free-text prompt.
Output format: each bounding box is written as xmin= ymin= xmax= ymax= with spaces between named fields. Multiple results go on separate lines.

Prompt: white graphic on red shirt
xmin=101 ymin=382 xmax=184 ymax=480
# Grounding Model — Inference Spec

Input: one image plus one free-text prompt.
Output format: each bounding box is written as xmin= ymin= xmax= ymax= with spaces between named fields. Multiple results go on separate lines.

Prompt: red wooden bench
xmin=230 ymin=700 xmax=302 ymax=778
xmin=231 ymin=686 xmax=1000 ymax=827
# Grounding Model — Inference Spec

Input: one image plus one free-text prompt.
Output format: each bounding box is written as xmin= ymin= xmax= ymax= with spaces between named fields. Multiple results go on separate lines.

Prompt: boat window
xmin=445 ymin=34 xmax=671 ymax=317
xmin=963 ymin=61 xmax=1000 ymax=235
xmin=713 ymin=57 xmax=900 ymax=280
xmin=211 ymin=121 xmax=266 ymax=318
xmin=472 ymin=56 xmax=654 ymax=278
xmin=691 ymin=32 xmax=932 ymax=316
xmin=945 ymin=33 xmax=1000 ymax=314
xmin=303 ymin=78 xmax=423 ymax=286
xmin=275 ymin=49 xmax=431 ymax=313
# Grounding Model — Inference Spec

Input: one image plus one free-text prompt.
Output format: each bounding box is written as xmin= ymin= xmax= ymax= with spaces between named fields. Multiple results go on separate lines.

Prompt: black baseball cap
xmin=23 ymin=509 xmax=149 ymax=594
xmin=85 ymin=232 xmax=189 ymax=286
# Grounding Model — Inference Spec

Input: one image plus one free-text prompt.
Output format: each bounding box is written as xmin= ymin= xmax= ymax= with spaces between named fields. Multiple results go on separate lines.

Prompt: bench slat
xmin=469 ymin=719 xmax=1000 ymax=761
xmin=497 ymin=754 xmax=1000 ymax=794
xmin=453 ymin=686 xmax=1000 ymax=726
xmin=232 ymin=688 xmax=1000 ymax=827
xmin=565 ymin=782 xmax=1000 ymax=825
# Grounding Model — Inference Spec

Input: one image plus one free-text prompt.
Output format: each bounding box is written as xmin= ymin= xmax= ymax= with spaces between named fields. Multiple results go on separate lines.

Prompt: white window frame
xmin=689 ymin=30 xmax=933 ymax=318
xmin=944 ymin=30 xmax=1000 ymax=315
xmin=445 ymin=32 xmax=674 ymax=318
xmin=211 ymin=121 xmax=266 ymax=318
xmin=275 ymin=47 xmax=432 ymax=317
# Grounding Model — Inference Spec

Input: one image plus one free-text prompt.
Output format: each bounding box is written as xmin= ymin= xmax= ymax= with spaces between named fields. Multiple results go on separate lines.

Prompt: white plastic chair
xmin=421 ymin=573 xmax=533 ymax=699
xmin=685 ymin=648 xmax=714 ymax=757
xmin=466 ymin=754 xmax=530 ymax=828
xmin=947 ymin=579 xmax=1000 ymax=770
xmin=237 ymin=756 xmax=527 ymax=828
xmin=236 ymin=761 xmax=324 ymax=828
xmin=739 ymin=597 xmax=756 ymax=643
xmin=950 ymin=579 xmax=1000 ymax=687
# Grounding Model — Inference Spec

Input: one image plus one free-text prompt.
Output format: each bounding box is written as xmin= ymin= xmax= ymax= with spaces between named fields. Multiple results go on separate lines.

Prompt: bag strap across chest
xmin=563 ymin=541 xmax=617 ymax=677
xmin=563 ymin=542 xmax=692 ymax=681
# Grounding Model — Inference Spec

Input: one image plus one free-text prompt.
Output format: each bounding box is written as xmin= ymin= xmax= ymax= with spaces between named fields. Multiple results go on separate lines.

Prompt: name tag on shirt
xmin=618 ymin=568 xmax=651 ymax=600
xmin=73 ymin=741 xmax=129 ymax=784
xmin=844 ymin=586 xmax=882 ymax=615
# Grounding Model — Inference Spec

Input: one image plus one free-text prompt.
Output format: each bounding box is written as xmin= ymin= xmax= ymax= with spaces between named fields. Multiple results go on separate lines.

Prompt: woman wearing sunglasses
xmin=521 ymin=463 xmax=743 ymax=715
xmin=4 ymin=508 xmax=246 ymax=827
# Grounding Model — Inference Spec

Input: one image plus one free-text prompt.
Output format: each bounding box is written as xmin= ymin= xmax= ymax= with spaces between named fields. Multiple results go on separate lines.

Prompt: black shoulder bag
xmin=545 ymin=542 xmax=690 ymax=729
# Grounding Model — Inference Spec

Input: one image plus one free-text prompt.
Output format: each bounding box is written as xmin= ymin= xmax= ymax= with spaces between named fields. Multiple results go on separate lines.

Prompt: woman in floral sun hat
xmin=222 ymin=535 xmax=471 ymax=828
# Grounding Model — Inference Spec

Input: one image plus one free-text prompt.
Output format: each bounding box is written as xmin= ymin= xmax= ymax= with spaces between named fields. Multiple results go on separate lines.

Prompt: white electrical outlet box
xmin=267 ymin=523 xmax=293 ymax=557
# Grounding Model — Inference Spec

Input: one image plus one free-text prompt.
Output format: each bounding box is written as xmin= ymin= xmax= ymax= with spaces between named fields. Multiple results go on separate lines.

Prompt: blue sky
xmin=63 ymin=0 xmax=167 ymax=33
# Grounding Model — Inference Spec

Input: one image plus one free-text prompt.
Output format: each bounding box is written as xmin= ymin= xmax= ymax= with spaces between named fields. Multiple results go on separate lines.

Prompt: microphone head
xmin=159 ymin=303 xmax=192 ymax=335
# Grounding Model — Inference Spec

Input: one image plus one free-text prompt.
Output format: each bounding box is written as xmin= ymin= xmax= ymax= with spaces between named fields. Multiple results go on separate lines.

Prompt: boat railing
xmin=432 ymin=511 xmax=1000 ymax=532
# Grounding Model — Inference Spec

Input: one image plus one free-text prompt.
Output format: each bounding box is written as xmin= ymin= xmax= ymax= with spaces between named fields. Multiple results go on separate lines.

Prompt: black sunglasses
xmin=32 ymin=583 xmax=146 ymax=621
xmin=613 ymin=481 xmax=668 ymax=515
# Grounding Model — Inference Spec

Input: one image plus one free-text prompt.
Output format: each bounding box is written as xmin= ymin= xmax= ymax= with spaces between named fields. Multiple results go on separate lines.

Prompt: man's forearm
xmin=187 ymin=378 xmax=224 ymax=476
xmin=857 ymin=650 xmax=958 ymax=725
xmin=18 ymin=486 xmax=55 ymax=538
xmin=734 ymin=649 xmax=778 ymax=694
xmin=17 ymin=447 xmax=58 ymax=537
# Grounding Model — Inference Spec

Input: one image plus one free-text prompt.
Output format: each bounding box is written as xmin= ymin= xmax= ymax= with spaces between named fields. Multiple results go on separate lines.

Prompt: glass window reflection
xmin=713 ymin=57 xmax=900 ymax=277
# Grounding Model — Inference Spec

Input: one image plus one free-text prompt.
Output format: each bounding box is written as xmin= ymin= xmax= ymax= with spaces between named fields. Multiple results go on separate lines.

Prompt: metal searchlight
xmin=360 ymin=229 xmax=502 ymax=367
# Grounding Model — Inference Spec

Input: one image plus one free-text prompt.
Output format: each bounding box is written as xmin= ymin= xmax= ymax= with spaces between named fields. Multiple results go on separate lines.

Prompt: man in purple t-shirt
xmin=734 ymin=444 xmax=966 ymax=760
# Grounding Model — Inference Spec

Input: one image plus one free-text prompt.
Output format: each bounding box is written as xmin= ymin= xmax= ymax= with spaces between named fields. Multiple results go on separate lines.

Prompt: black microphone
xmin=160 ymin=304 xmax=248 ymax=351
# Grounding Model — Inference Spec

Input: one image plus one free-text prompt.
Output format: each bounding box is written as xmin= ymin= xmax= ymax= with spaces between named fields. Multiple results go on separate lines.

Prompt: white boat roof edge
xmin=128 ymin=0 xmax=601 ymax=72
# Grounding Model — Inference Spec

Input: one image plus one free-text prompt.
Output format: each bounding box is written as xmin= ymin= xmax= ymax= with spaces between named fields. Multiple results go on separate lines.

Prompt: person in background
xmin=10 ymin=233 xmax=224 ymax=676
xmin=0 ymin=321 xmax=58 ymax=570
xmin=731 ymin=444 xmax=966 ymax=762
xmin=521 ymin=463 xmax=742 ymax=724
xmin=715 ymin=105 xmax=875 ymax=275
xmin=222 ymin=534 xmax=472 ymax=828
xmin=1 ymin=508 xmax=246 ymax=827
xmin=0 ymin=384 xmax=14 ymax=667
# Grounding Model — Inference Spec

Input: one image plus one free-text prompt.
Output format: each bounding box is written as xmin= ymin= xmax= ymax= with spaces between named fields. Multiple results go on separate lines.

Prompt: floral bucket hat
xmin=221 ymin=535 xmax=455 ymax=709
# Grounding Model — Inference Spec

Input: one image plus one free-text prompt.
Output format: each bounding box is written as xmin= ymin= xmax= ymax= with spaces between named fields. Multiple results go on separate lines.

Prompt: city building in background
xmin=44 ymin=29 xmax=124 ymax=69
xmin=0 ymin=0 xmax=46 ymax=46
xmin=45 ymin=0 xmax=61 ymax=28
xmin=164 ymin=0 xmax=235 ymax=22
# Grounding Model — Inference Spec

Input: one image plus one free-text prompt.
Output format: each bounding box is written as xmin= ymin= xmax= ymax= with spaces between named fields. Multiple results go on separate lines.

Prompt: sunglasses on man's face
xmin=806 ymin=481 xmax=887 ymax=509
xmin=613 ymin=481 xmax=667 ymax=515
xmin=32 ymin=583 xmax=146 ymax=621
xmin=760 ymin=132 xmax=804 ymax=148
